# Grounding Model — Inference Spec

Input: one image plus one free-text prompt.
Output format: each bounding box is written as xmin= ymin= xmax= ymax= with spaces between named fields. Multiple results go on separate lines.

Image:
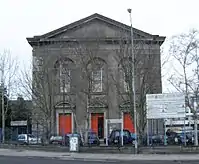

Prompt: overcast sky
xmin=0 ymin=0 xmax=199 ymax=93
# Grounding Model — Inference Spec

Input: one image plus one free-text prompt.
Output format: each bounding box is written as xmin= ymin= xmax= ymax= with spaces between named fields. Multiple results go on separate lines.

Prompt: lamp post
xmin=127 ymin=8 xmax=138 ymax=154
xmin=1 ymin=68 xmax=5 ymax=143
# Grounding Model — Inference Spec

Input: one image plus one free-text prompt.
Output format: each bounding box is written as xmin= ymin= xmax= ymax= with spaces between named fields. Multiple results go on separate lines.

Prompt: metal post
xmin=37 ymin=121 xmax=39 ymax=143
xmin=1 ymin=69 xmax=5 ymax=143
xmin=195 ymin=44 xmax=199 ymax=146
xmin=105 ymin=120 xmax=108 ymax=146
xmin=147 ymin=119 xmax=149 ymax=146
xmin=164 ymin=119 xmax=167 ymax=146
xmin=151 ymin=119 xmax=153 ymax=146
xmin=183 ymin=117 xmax=186 ymax=146
xmin=121 ymin=120 xmax=124 ymax=146
xmin=194 ymin=118 xmax=198 ymax=146
xmin=127 ymin=8 xmax=138 ymax=154
xmin=194 ymin=95 xmax=198 ymax=146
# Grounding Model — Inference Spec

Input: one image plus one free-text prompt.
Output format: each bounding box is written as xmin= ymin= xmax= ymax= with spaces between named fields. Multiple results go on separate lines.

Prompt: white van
xmin=17 ymin=134 xmax=42 ymax=145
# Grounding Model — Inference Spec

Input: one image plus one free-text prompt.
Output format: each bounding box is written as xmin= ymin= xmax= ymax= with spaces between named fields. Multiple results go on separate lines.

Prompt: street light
xmin=127 ymin=8 xmax=138 ymax=153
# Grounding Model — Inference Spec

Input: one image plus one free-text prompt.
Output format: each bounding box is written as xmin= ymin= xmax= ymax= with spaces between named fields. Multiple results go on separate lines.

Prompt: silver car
xmin=17 ymin=134 xmax=42 ymax=145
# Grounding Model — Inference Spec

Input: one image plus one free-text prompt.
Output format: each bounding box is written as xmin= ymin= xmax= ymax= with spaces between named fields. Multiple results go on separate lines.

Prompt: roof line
xmin=33 ymin=13 xmax=161 ymax=40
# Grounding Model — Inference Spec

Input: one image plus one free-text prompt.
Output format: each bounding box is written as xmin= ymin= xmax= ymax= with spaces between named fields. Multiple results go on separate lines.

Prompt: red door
xmin=91 ymin=113 xmax=104 ymax=138
xmin=59 ymin=113 xmax=72 ymax=135
xmin=91 ymin=113 xmax=98 ymax=134
xmin=123 ymin=113 xmax=135 ymax=133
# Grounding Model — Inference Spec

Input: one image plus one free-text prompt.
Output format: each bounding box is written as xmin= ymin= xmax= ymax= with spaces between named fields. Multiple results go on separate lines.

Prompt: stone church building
xmin=27 ymin=13 xmax=165 ymax=138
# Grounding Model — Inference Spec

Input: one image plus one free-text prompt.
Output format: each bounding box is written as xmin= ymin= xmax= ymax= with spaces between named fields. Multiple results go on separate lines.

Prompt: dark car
xmin=166 ymin=131 xmax=181 ymax=145
xmin=104 ymin=129 xmax=133 ymax=145
xmin=130 ymin=133 xmax=137 ymax=145
xmin=179 ymin=133 xmax=194 ymax=145
xmin=49 ymin=135 xmax=63 ymax=145
xmin=87 ymin=131 xmax=100 ymax=146
xmin=166 ymin=130 xmax=194 ymax=145
xmin=142 ymin=134 xmax=164 ymax=146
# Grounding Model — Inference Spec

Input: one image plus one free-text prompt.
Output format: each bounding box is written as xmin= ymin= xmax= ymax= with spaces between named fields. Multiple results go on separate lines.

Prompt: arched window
xmin=55 ymin=58 xmax=74 ymax=93
xmin=119 ymin=57 xmax=132 ymax=92
xmin=87 ymin=57 xmax=106 ymax=93
xmin=92 ymin=68 xmax=103 ymax=92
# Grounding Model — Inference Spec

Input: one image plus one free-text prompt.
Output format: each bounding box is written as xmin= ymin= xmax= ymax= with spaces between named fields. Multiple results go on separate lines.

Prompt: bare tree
xmin=19 ymin=48 xmax=56 ymax=142
xmin=168 ymin=29 xmax=199 ymax=145
xmin=0 ymin=50 xmax=18 ymax=143
xmin=67 ymin=35 xmax=163 ymax=145
xmin=20 ymin=42 xmax=81 ymax=143
xmin=55 ymin=45 xmax=81 ymax=139
xmin=112 ymin=35 xmax=163 ymax=142
xmin=65 ymin=41 xmax=108 ymax=145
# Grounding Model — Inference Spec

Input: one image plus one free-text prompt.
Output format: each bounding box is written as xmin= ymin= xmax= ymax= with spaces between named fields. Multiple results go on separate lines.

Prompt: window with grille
xmin=123 ymin=72 xmax=129 ymax=92
xmin=60 ymin=64 xmax=71 ymax=93
xmin=91 ymin=69 xmax=102 ymax=92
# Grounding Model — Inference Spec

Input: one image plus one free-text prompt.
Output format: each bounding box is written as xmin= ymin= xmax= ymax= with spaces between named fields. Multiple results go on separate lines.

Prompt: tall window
xmin=33 ymin=56 xmax=43 ymax=71
xmin=123 ymin=67 xmax=130 ymax=92
xmin=92 ymin=69 xmax=102 ymax=92
xmin=123 ymin=72 xmax=129 ymax=92
xmin=60 ymin=64 xmax=71 ymax=93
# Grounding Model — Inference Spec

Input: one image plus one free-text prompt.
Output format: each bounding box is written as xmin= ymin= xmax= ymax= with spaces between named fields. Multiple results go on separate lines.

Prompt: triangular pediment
xmin=45 ymin=19 xmax=148 ymax=40
xmin=55 ymin=102 xmax=75 ymax=109
xmin=27 ymin=13 xmax=165 ymax=46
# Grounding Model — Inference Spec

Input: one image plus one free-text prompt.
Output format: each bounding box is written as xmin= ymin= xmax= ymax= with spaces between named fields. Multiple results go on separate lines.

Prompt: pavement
xmin=1 ymin=148 xmax=199 ymax=161
xmin=2 ymin=156 xmax=199 ymax=164
xmin=0 ymin=144 xmax=135 ymax=154
xmin=1 ymin=144 xmax=199 ymax=154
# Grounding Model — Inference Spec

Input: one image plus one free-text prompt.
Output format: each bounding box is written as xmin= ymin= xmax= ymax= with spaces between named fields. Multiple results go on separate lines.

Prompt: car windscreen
xmin=114 ymin=131 xmax=129 ymax=137
xmin=28 ymin=134 xmax=36 ymax=138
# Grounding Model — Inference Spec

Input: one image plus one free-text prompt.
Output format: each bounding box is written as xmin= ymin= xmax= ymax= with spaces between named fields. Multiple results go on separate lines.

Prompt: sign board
xmin=105 ymin=118 xmax=124 ymax=146
xmin=146 ymin=93 xmax=186 ymax=119
xmin=106 ymin=119 xmax=123 ymax=124
xmin=69 ymin=136 xmax=79 ymax=152
xmin=11 ymin=121 xmax=27 ymax=126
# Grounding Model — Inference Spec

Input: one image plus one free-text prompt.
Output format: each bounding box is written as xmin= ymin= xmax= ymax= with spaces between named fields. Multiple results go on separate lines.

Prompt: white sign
xmin=106 ymin=119 xmax=123 ymax=124
xmin=11 ymin=121 xmax=27 ymax=126
xmin=69 ymin=136 xmax=78 ymax=152
xmin=146 ymin=93 xmax=186 ymax=119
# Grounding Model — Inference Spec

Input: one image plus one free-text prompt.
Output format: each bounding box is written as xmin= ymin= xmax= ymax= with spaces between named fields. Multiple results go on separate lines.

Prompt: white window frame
xmin=59 ymin=64 xmax=71 ymax=93
xmin=91 ymin=68 xmax=103 ymax=92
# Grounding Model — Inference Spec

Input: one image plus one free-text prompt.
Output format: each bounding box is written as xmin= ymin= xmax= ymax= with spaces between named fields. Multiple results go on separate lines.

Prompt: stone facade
xmin=27 ymin=13 xmax=165 ymax=138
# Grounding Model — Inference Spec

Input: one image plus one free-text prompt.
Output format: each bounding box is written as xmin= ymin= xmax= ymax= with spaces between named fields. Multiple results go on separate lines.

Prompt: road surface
xmin=1 ymin=156 xmax=199 ymax=164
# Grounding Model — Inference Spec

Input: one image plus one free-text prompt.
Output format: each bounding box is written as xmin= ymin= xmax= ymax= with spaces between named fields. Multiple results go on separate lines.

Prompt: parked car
xmin=49 ymin=135 xmax=63 ymax=145
xmin=142 ymin=134 xmax=164 ymax=146
xmin=166 ymin=130 xmax=194 ymax=145
xmin=130 ymin=133 xmax=137 ymax=145
xmin=65 ymin=131 xmax=100 ymax=146
xmin=179 ymin=133 xmax=194 ymax=145
xmin=17 ymin=134 xmax=42 ymax=145
xmin=87 ymin=131 xmax=100 ymax=146
xmin=104 ymin=129 xmax=133 ymax=145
